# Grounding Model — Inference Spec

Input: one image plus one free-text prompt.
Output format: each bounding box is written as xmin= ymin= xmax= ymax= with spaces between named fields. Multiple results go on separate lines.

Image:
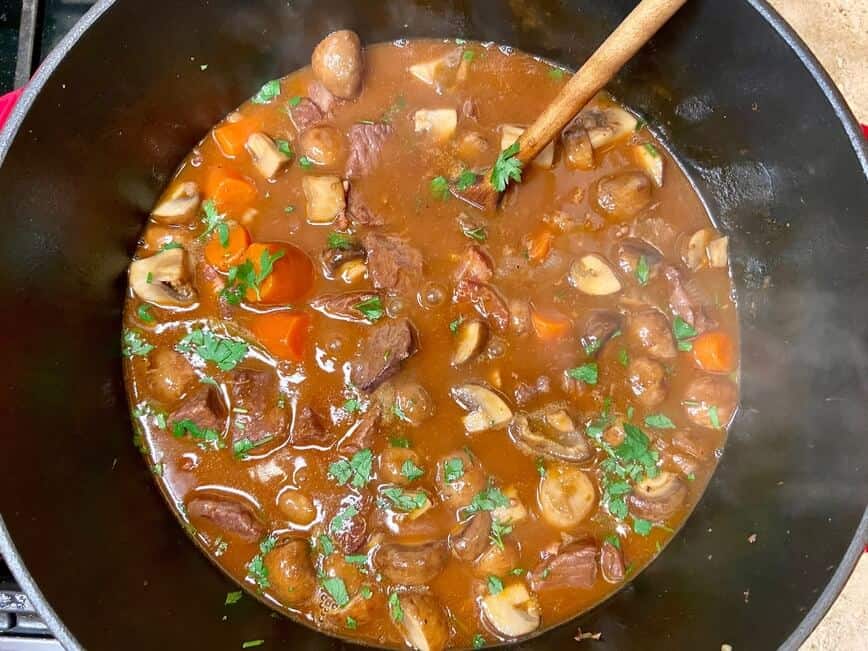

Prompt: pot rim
xmin=0 ymin=1 xmax=865 ymax=650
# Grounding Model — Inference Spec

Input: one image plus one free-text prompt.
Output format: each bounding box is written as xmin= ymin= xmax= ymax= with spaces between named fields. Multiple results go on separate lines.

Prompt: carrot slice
xmin=203 ymin=167 xmax=257 ymax=217
xmin=531 ymin=308 xmax=572 ymax=340
xmin=692 ymin=330 xmax=736 ymax=373
xmin=527 ymin=228 xmax=555 ymax=264
xmin=249 ymin=311 xmax=311 ymax=361
xmin=204 ymin=222 xmax=250 ymax=271
xmin=243 ymin=242 xmax=314 ymax=304
xmin=213 ymin=119 xmax=258 ymax=158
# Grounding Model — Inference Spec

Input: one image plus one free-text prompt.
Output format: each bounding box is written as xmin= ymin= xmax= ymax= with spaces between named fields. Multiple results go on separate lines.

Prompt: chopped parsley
xmin=465 ymin=485 xmax=510 ymax=514
xmin=636 ymin=254 xmax=650 ymax=285
xmin=643 ymin=143 xmax=660 ymax=158
xmin=177 ymin=327 xmax=248 ymax=371
xmin=344 ymin=554 xmax=367 ymax=565
xmin=287 ymin=95 xmax=302 ymax=107
xmin=360 ymin=585 xmax=373 ymax=599
xmin=321 ymin=576 xmax=350 ymax=608
xmin=381 ymin=487 xmax=429 ymax=512
xmin=327 ymin=231 xmax=355 ymax=250
xmin=122 ymin=329 xmax=154 ymax=357
xmin=222 ymin=248 xmax=285 ymax=304
xmin=687 ymin=472 xmax=696 ymax=481
xmin=328 ymin=448 xmax=374 ymax=489
xmin=673 ymin=316 xmax=697 ymax=351
xmin=355 ymin=296 xmax=385 ymax=322
xmin=583 ymin=338 xmax=602 ymax=356
xmin=487 ymin=575 xmax=503 ymax=595
xmin=136 ymin=303 xmax=155 ymax=323
xmin=472 ymin=634 xmax=486 ymax=649
xmin=284 ymin=204 xmax=295 ymax=213
xmin=400 ymin=459 xmax=424 ymax=481
xmin=246 ymin=535 xmax=277 ymax=588
xmin=618 ymin=348 xmax=629 ymax=367
xmin=632 ymin=516 xmax=653 ymax=536
xmin=449 ymin=316 xmax=464 ymax=333
xmin=275 ymin=138 xmax=293 ymax=158
xmin=159 ymin=240 xmax=183 ymax=251
xmin=381 ymin=96 xmax=406 ymax=123
xmin=200 ymin=199 xmax=229 ymax=247
xmin=329 ymin=505 xmax=359 ymax=533
xmin=443 ymin=457 xmax=465 ymax=483
xmin=392 ymin=402 xmax=410 ymax=422
xmin=242 ymin=641 xmax=265 ymax=649
xmin=490 ymin=141 xmax=522 ymax=192
xmin=318 ymin=534 xmax=335 ymax=556
xmin=461 ymin=224 xmax=487 ymax=242
xmin=604 ymin=534 xmax=621 ymax=550
xmin=567 ymin=362 xmax=598 ymax=385
xmin=462 ymin=49 xmax=476 ymax=62
xmin=342 ymin=398 xmax=360 ymax=413
xmin=535 ymin=456 xmax=546 ymax=477
xmin=388 ymin=592 xmax=404 ymax=622
xmin=510 ymin=567 xmax=526 ymax=576
xmin=456 ymin=169 xmax=478 ymax=191
xmin=251 ymin=79 xmax=281 ymax=104
xmin=225 ymin=590 xmax=243 ymax=606
xmin=430 ymin=175 xmax=450 ymax=200
xmin=390 ymin=437 xmax=411 ymax=448
xmin=548 ymin=67 xmax=567 ymax=80
xmin=172 ymin=419 xmax=225 ymax=450
xmin=708 ymin=405 xmax=721 ymax=429
xmin=298 ymin=155 xmax=314 ymax=169
xmin=644 ymin=413 xmax=676 ymax=429
xmin=345 ymin=616 xmax=357 ymax=630
xmin=489 ymin=518 xmax=513 ymax=550
xmin=233 ymin=438 xmax=256 ymax=459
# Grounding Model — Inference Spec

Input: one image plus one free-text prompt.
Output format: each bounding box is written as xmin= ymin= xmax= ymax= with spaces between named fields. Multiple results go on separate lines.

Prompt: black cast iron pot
xmin=1 ymin=1 xmax=866 ymax=649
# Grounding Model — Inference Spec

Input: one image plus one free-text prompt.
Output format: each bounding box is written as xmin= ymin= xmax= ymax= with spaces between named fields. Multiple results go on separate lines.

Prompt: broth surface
xmin=123 ymin=37 xmax=739 ymax=649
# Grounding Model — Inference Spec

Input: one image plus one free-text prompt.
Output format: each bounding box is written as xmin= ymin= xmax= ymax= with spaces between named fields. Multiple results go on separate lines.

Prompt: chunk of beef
xmin=513 ymin=375 xmax=551 ymax=407
xmin=345 ymin=122 xmax=392 ymax=178
xmin=454 ymin=245 xmax=494 ymax=284
xmin=308 ymin=80 xmax=338 ymax=114
xmin=628 ymin=356 xmax=668 ymax=407
xmin=340 ymin=404 xmax=381 ymax=453
xmin=344 ymin=184 xmax=385 ymax=226
xmin=311 ymin=291 xmax=381 ymax=323
xmin=332 ymin=499 xmax=368 ymax=554
xmin=362 ymin=232 xmax=422 ymax=293
xmin=626 ymin=308 xmax=677 ymax=359
xmin=291 ymin=406 xmax=331 ymax=446
xmin=187 ymin=496 xmax=263 ymax=542
xmin=529 ymin=540 xmax=597 ymax=591
xmin=350 ymin=318 xmax=417 ymax=391
xmin=227 ymin=369 xmax=288 ymax=444
xmin=454 ymin=280 xmax=510 ymax=331
xmin=663 ymin=265 xmax=717 ymax=333
xmin=600 ymin=540 xmax=625 ymax=583
xmin=169 ymin=386 xmax=225 ymax=433
xmin=289 ymin=97 xmax=324 ymax=133
xmin=580 ymin=310 xmax=624 ymax=356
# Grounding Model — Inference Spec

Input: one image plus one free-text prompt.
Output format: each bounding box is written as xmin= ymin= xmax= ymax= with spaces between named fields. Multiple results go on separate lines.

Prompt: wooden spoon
xmin=455 ymin=0 xmax=689 ymax=211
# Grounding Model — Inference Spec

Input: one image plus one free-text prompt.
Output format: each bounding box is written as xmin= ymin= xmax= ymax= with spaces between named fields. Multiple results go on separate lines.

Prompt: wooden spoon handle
xmin=516 ymin=0 xmax=688 ymax=165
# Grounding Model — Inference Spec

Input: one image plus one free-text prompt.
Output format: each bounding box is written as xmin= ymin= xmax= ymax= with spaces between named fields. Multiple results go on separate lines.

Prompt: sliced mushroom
xmin=450 ymin=383 xmax=513 ymax=432
xmin=578 ymin=104 xmax=638 ymax=150
xmin=374 ymin=541 xmax=448 ymax=585
xmin=501 ymin=124 xmax=554 ymax=169
xmin=529 ymin=539 xmax=597 ymax=591
xmin=151 ymin=181 xmax=200 ymax=224
xmin=264 ymin=538 xmax=317 ymax=605
xmin=414 ymin=108 xmax=458 ymax=143
xmin=507 ymin=408 xmax=591 ymax=463
xmin=129 ymin=248 xmax=197 ymax=307
xmin=480 ymin=583 xmax=541 ymax=638
xmin=451 ymin=319 xmax=489 ymax=366
xmin=600 ymin=540 xmax=625 ymax=583
xmin=435 ymin=450 xmax=486 ymax=508
xmin=246 ymin=132 xmax=292 ymax=179
xmin=580 ymin=310 xmax=623 ymax=356
xmin=561 ymin=123 xmax=594 ymax=170
xmin=629 ymin=471 xmax=687 ymax=522
xmin=311 ymin=30 xmax=363 ymax=99
xmin=474 ymin=539 xmax=520 ymax=578
xmin=628 ymin=356 xmax=668 ymax=407
xmin=626 ymin=308 xmax=677 ymax=359
xmin=569 ymin=254 xmax=622 ymax=295
xmin=594 ymin=172 xmax=653 ymax=221
xmin=707 ymin=235 xmax=729 ymax=268
xmin=681 ymin=228 xmax=715 ymax=270
xmin=303 ymin=175 xmax=346 ymax=224
xmin=537 ymin=464 xmax=596 ymax=529
xmin=632 ymin=143 xmax=664 ymax=187
xmin=395 ymin=592 xmax=451 ymax=651
xmin=448 ymin=511 xmax=491 ymax=561
xmin=683 ymin=375 xmax=738 ymax=429
xmin=615 ymin=237 xmax=663 ymax=280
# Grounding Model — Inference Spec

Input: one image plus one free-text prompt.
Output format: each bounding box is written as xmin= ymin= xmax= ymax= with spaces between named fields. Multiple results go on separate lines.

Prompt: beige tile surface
xmin=763 ymin=3 xmax=867 ymax=649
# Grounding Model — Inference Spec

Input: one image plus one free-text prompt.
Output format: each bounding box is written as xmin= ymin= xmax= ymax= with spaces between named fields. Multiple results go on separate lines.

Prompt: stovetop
xmin=1 ymin=3 xmax=94 ymax=648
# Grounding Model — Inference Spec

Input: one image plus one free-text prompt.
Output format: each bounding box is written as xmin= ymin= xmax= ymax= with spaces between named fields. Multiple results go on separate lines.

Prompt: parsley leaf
xmin=487 ymin=576 xmax=503 ymax=595
xmin=225 ymin=591 xmax=243 ymax=606
xmin=535 ymin=457 xmax=546 ymax=477
xmin=172 ymin=419 xmax=225 ymax=450
xmin=159 ymin=240 xmax=183 ymax=251
xmin=465 ymin=486 xmax=510 ymax=514
xmin=344 ymin=554 xmax=367 ymax=565
xmin=122 ymin=329 xmax=154 ymax=357
xmin=327 ymin=232 xmax=355 ymax=250
xmin=176 ymin=328 xmax=248 ymax=371
xmin=390 ymin=437 xmax=411 ymax=448
xmin=345 ymin=616 xmax=357 ymax=630
xmin=644 ymin=413 xmax=675 ymax=429
xmin=275 ymin=138 xmax=293 ymax=158
xmin=444 ymin=457 xmax=464 ymax=483
xmin=222 ymin=248 xmax=285 ymax=304
xmin=636 ymin=254 xmax=650 ymax=285
xmin=245 ymin=535 xmax=277 ymax=588
xmin=400 ymin=459 xmax=424 ymax=481
xmin=328 ymin=449 xmax=373 ymax=489
xmin=298 ymin=155 xmax=313 ymax=169
xmin=251 ymin=79 xmax=281 ymax=104
xmin=490 ymin=141 xmax=522 ymax=192
xmin=242 ymin=641 xmax=265 ymax=649
xmin=456 ymin=169 xmax=478 ymax=191
xmin=632 ymin=516 xmax=653 ymax=536
xmin=318 ymin=534 xmax=335 ymax=556
xmin=136 ymin=303 xmax=155 ymax=323
xmin=673 ymin=316 xmax=697 ymax=342
xmin=548 ymin=67 xmax=567 ymax=80
xmin=708 ymin=405 xmax=721 ymax=429
xmin=392 ymin=402 xmax=409 ymax=422
xmin=567 ymin=362 xmax=598 ymax=385
xmin=472 ymin=634 xmax=486 ymax=649
xmin=381 ymin=487 xmax=429 ymax=512
xmin=329 ymin=505 xmax=359 ymax=533
xmin=388 ymin=592 xmax=403 ymax=622
xmin=618 ymin=348 xmax=629 ymax=367
xmin=287 ymin=95 xmax=302 ymax=107
xmin=321 ymin=576 xmax=350 ymax=608
xmin=430 ymin=175 xmax=450 ymax=200
xmin=489 ymin=518 xmax=513 ymax=550
xmin=462 ymin=49 xmax=476 ymax=62
xmin=449 ymin=316 xmax=464 ymax=333
xmin=199 ymin=199 xmax=228 ymax=246
xmin=604 ymin=534 xmax=621 ymax=550
xmin=461 ymin=224 xmax=487 ymax=242
xmin=355 ymin=296 xmax=384 ymax=322
xmin=342 ymin=398 xmax=360 ymax=413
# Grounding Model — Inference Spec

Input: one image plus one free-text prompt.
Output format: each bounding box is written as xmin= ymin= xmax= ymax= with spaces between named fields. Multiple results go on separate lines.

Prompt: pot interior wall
xmin=0 ymin=1 xmax=865 ymax=649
